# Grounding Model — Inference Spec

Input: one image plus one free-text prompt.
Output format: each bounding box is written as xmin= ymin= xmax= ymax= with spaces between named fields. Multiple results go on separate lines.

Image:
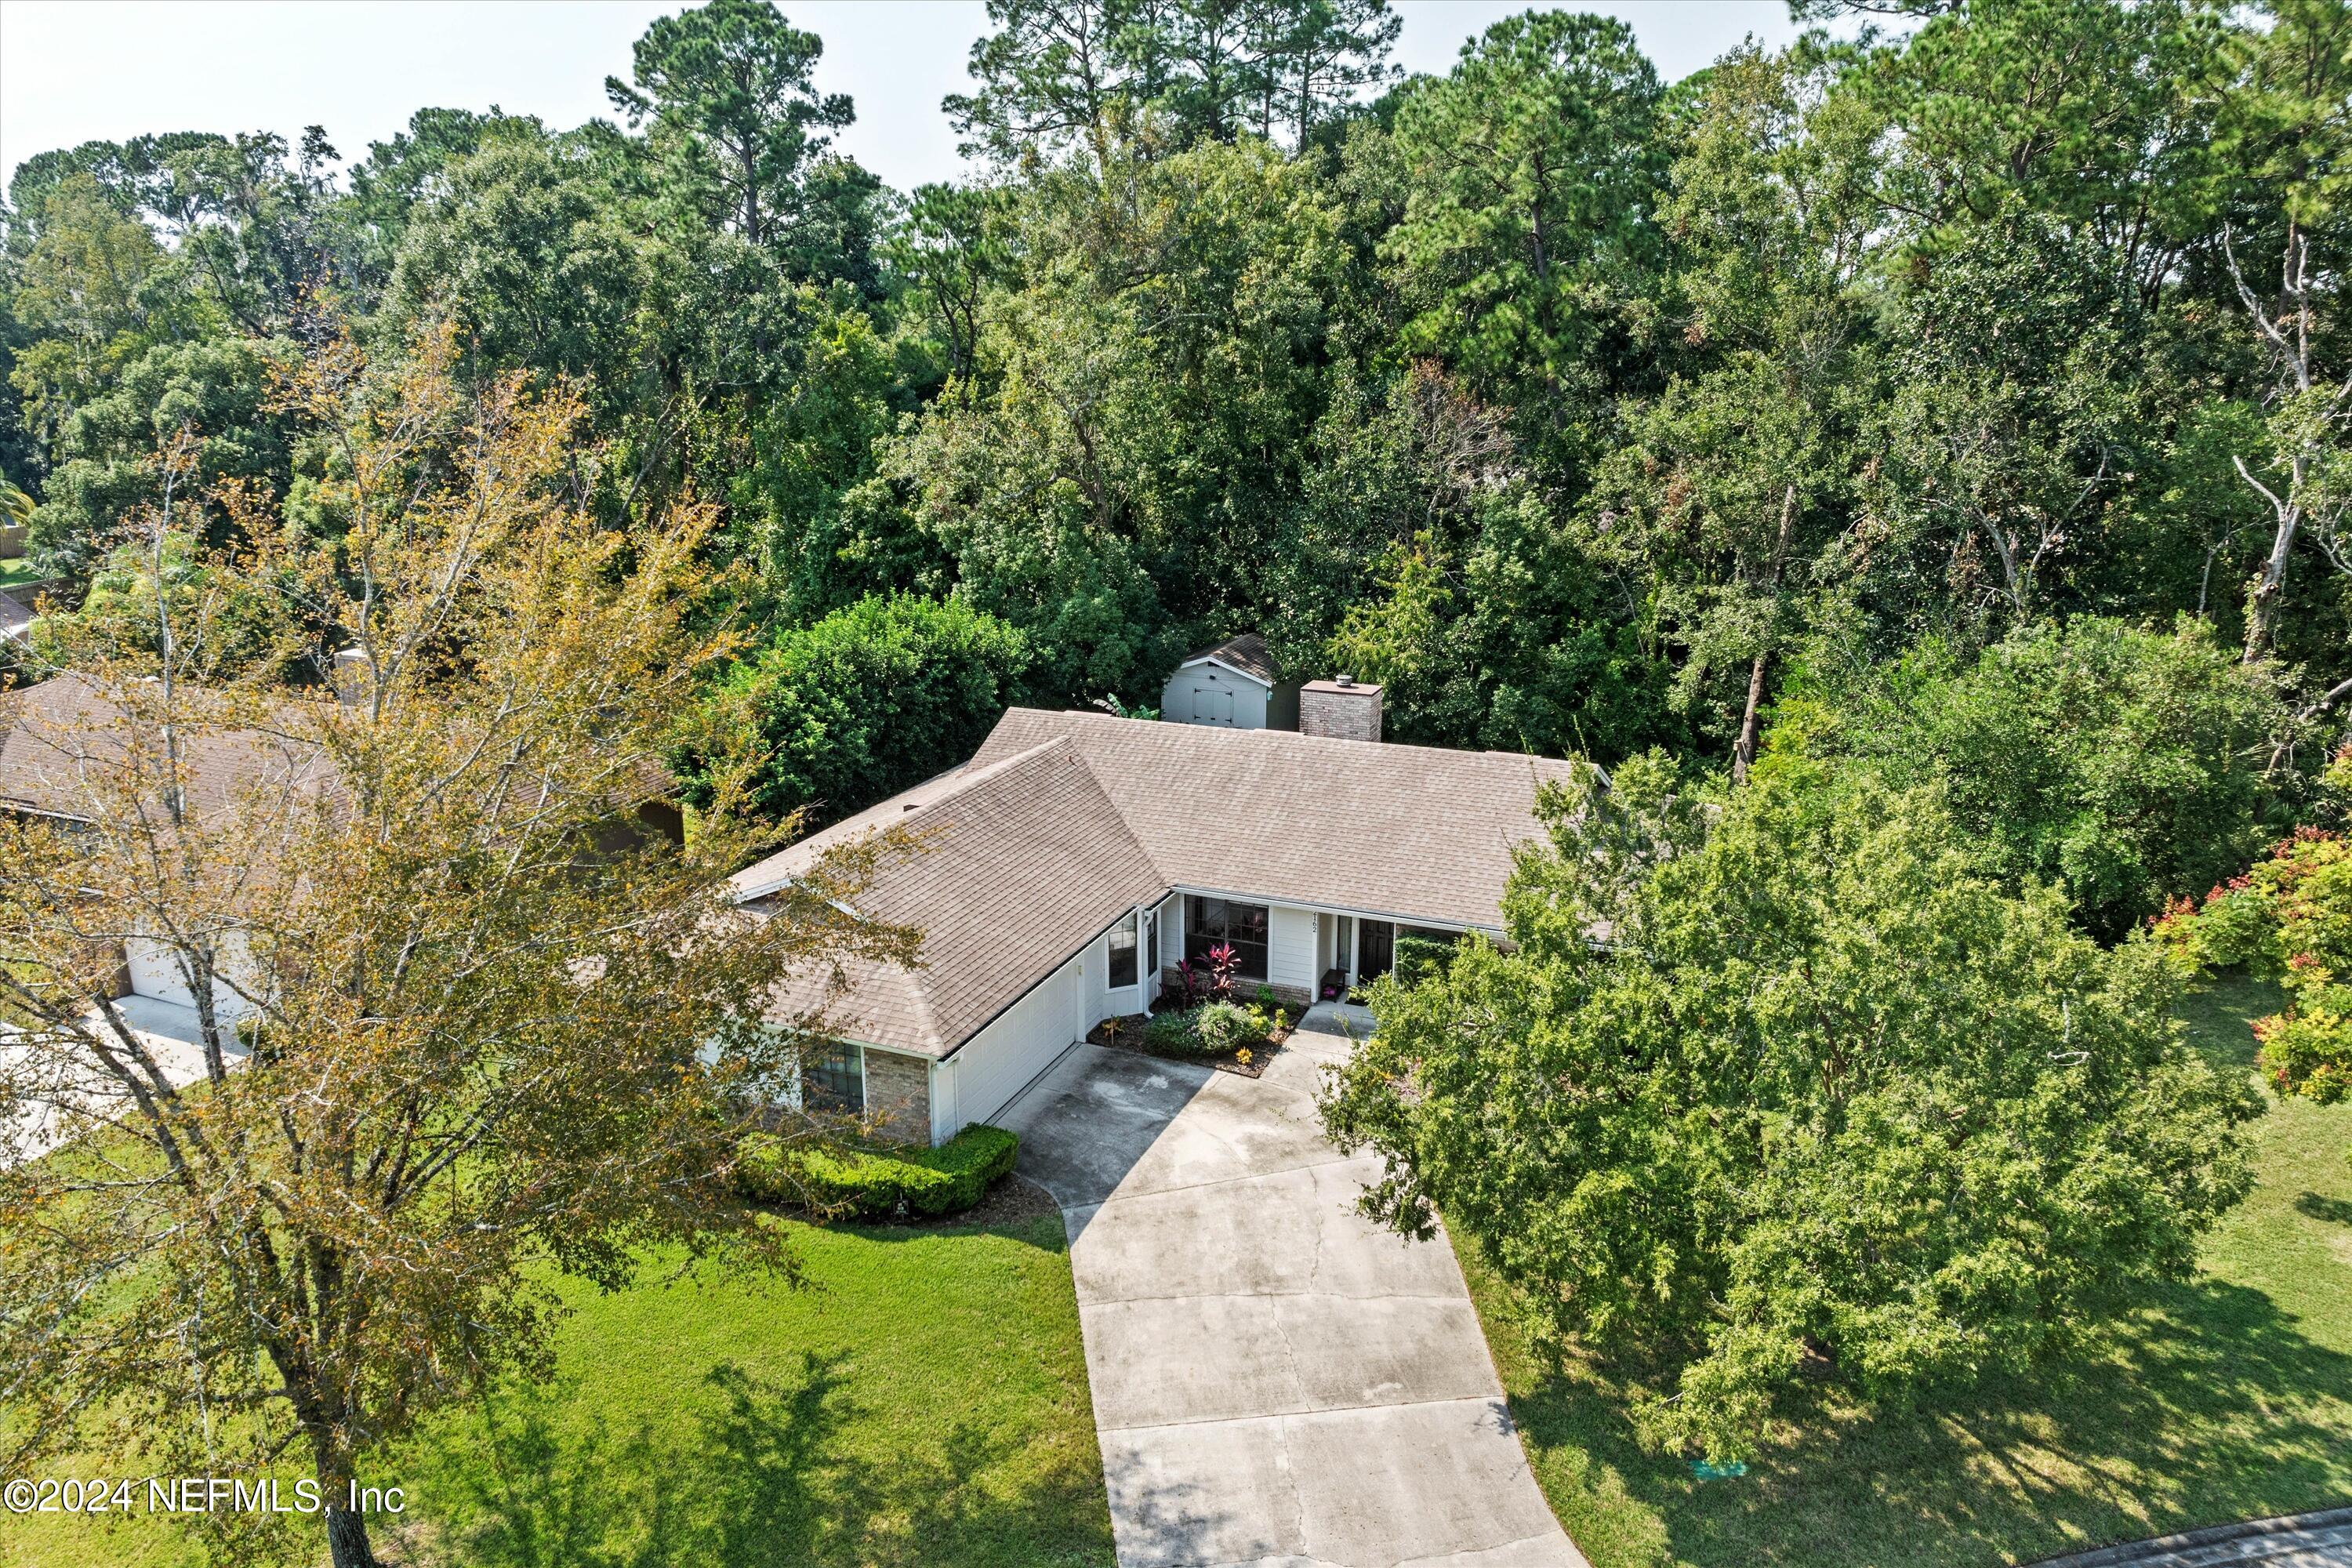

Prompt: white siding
xmin=952 ymin=956 xmax=1083 ymax=1133
xmin=1161 ymin=662 xmax=1272 ymax=729
xmin=1269 ymin=906 xmax=1316 ymax=995
xmin=929 ymin=1054 xmax=958 ymax=1145
xmin=1089 ymin=909 xmax=1145 ymax=1026
xmin=1086 ymin=930 xmax=1112 ymax=1025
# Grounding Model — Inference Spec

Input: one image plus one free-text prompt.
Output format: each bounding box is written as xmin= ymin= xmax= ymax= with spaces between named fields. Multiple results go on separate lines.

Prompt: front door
xmin=1357 ymin=919 xmax=1394 ymax=983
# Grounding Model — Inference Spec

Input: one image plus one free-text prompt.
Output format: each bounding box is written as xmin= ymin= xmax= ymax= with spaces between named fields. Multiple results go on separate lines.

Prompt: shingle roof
xmin=1177 ymin=631 xmax=1277 ymax=686
xmin=739 ymin=708 xmax=1595 ymax=1057
xmin=735 ymin=737 xmax=1167 ymax=1058
xmin=968 ymin=708 xmax=1584 ymax=934
xmin=0 ymin=673 xmax=329 ymax=822
xmin=0 ymin=672 xmax=673 ymax=826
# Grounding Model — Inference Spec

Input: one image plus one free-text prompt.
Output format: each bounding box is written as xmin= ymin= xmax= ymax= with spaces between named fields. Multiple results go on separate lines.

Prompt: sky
xmin=0 ymin=1 xmax=1815 ymax=197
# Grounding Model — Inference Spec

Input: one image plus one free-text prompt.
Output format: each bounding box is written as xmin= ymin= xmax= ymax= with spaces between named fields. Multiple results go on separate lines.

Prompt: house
xmin=731 ymin=706 xmax=1588 ymax=1144
xmin=0 ymin=671 xmax=681 ymax=1030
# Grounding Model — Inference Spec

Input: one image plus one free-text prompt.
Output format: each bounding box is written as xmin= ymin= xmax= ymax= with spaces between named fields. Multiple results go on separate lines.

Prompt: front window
xmin=803 ymin=1041 xmax=864 ymax=1113
xmin=1185 ymin=895 xmax=1269 ymax=980
xmin=1109 ymin=911 xmax=1138 ymax=989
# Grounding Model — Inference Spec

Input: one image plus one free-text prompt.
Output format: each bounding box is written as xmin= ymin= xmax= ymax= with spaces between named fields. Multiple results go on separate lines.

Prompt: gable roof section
xmin=735 ymin=737 xmax=1167 ymax=1058
xmin=0 ymin=673 xmax=328 ymax=822
xmin=0 ymin=672 xmax=675 ymax=829
xmin=1175 ymin=631 xmax=1276 ymax=688
xmin=967 ymin=708 xmax=1584 ymax=934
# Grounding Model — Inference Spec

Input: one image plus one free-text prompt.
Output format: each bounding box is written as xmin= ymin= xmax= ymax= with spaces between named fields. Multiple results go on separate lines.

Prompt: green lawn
xmin=1 ymin=1210 xmax=1112 ymax=1568
xmin=0 ymin=559 xmax=46 ymax=591
xmin=1461 ymin=973 xmax=2352 ymax=1567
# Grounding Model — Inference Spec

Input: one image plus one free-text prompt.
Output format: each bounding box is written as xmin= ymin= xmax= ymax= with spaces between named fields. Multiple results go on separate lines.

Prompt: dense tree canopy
xmin=2 ymin=0 xmax=2347 ymax=1485
xmin=1323 ymin=753 xmax=2262 ymax=1460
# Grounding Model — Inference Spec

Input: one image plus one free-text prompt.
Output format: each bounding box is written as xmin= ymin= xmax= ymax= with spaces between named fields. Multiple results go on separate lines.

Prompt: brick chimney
xmin=1300 ymin=674 xmax=1382 ymax=742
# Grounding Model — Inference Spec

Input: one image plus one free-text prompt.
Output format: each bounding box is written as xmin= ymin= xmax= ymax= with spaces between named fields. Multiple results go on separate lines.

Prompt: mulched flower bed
xmin=1086 ymin=1011 xmax=1291 ymax=1079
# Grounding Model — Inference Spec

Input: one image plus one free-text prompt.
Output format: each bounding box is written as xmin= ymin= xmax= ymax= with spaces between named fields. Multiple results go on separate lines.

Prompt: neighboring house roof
xmin=0 ymin=673 xmax=328 ymax=822
xmin=968 ymin=708 xmax=1582 ymax=933
xmin=735 ymin=737 xmax=1166 ymax=1058
xmin=0 ymin=672 xmax=673 ymax=826
xmin=736 ymin=707 xmax=1592 ymax=1058
xmin=1174 ymin=632 xmax=1276 ymax=688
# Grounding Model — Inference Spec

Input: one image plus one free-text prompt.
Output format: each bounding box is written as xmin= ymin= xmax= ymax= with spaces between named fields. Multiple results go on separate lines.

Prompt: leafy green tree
xmin=1801 ymin=615 xmax=2299 ymax=940
xmin=949 ymin=0 xmax=1141 ymax=171
xmin=1865 ymin=216 xmax=2154 ymax=630
xmin=889 ymin=137 xmax=1350 ymax=702
xmin=1385 ymin=10 xmax=1664 ymax=474
xmin=2212 ymin=0 xmax=2352 ymax=661
xmin=894 ymin=182 xmax=1014 ymax=388
xmin=606 ymin=0 xmax=863 ymax=264
xmin=26 ymin=336 xmax=293 ymax=576
xmin=1322 ymin=750 xmax=2259 ymax=1461
xmin=1832 ymin=0 xmax=2227 ymax=297
xmin=1305 ymin=365 xmax=1671 ymax=759
xmin=377 ymin=136 xmax=647 ymax=413
xmin=4 ymin=172 xmax=203 ymax=447
xmin=732 ymin=285 xmax=939 ymax=619
xmin=949 ymin=0 xmax=1397 ymax=169
xmin=345 ymin=107 xmax=555 ymax=271
xmin=693 ymin=593 xmax=1032 ymax=828
xmin=1581 ymin=44 xmax=1877 ymax=774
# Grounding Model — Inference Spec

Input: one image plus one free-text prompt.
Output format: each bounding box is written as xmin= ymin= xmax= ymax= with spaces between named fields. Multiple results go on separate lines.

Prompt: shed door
xmin=1185 ymin=683 xmax=1234 ymax=724
xmin=957 ymin=959 xmax=1081 ymax=1127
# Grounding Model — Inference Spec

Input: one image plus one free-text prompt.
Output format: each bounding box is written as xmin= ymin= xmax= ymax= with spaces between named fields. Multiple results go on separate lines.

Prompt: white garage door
xmin=122 ymin=936 xmax=258 ymax=1020
xmin=124 ymin=938 xmax=199 ymax=1007
xmin=956 ymin=958 xmax=1081 ymax=1128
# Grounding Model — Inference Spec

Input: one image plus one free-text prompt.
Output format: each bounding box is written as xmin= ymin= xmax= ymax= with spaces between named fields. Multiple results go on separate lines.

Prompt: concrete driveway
xmin=1002 ymin=1025 xmax=1586 ymax=1568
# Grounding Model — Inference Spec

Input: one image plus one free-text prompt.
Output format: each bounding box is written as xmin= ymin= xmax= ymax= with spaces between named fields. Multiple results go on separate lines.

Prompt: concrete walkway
xmin=2 ymin=998 xmax=238 ymax=1168
xmin=1002 ymin=1027 xmax=1585 ymax=1568
xmin=2026 ymin=1507 xmax=2352 ymax=1568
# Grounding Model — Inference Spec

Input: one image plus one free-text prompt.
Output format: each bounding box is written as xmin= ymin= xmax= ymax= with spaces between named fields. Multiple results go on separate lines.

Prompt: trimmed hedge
xmin=736 ymin=1123 xmax=1021 ymax=1220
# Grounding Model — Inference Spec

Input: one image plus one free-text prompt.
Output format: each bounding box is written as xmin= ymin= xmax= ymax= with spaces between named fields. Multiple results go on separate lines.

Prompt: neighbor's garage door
xmin=956 ymin=958 xmax=1081 ymax=1127
xmin=123 ymin=938 xmax=199 ymax=1007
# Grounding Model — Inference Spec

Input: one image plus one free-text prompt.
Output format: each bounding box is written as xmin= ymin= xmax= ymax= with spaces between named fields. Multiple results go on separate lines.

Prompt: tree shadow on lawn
xmin=394 ymin=1352 xmax=1107 ymax=1568
xmin=1508 ymin=1276 xmax=2352 ymax=1568
xmin=2293 ymin=1192 xmax=2352 ymax=1228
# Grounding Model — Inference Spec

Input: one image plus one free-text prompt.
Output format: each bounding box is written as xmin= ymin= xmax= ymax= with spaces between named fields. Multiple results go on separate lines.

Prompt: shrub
xmin=1802 ymin=616 xmax=2296 ymax=941
xmin=1393 ymin=934 xmax=1457 ymax=985
xmin=2158 ymin=828 xmax=2352 ymax=1106
xmin=1141 ymin=1001 xmax=1271 ymax=1057
xmin=685 ymin=593 xmax=1031 ymax=830
xmin=1194 ymin=1000 xmax=1255 ymax=1053
xmin=735 ymin=1123 xmax=1020 ymax=1219
xmin=1145 ymin=1008 xmax=1200 ymax=1053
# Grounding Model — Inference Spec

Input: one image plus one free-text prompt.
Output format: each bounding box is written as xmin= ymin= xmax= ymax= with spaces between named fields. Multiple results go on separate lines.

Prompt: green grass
xmin=1 ymin=1212 xmax=1112 ymax=1568
xmin=1460 ymin=973 xmax=2352 ymax=1567
xmin=0 ymin=558 xmax=47 ymax=591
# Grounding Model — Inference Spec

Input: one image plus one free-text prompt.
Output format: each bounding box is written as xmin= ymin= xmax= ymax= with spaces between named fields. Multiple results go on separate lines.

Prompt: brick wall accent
xmin=1300 ymin=680 xmax=1382 ymax=742
xmin=1154 ymin=971 xmax=1312 ymax=1013
xmin=863 ymin=1048 xmax=932 ymax=1144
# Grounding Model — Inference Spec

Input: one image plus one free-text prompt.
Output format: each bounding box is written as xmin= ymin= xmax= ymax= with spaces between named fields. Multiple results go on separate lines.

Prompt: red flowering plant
xmin=1206 ymin=942 xmax=1241 ymax=1000
xmin=2156 ymin=808 xmax=2352 ymax=1108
